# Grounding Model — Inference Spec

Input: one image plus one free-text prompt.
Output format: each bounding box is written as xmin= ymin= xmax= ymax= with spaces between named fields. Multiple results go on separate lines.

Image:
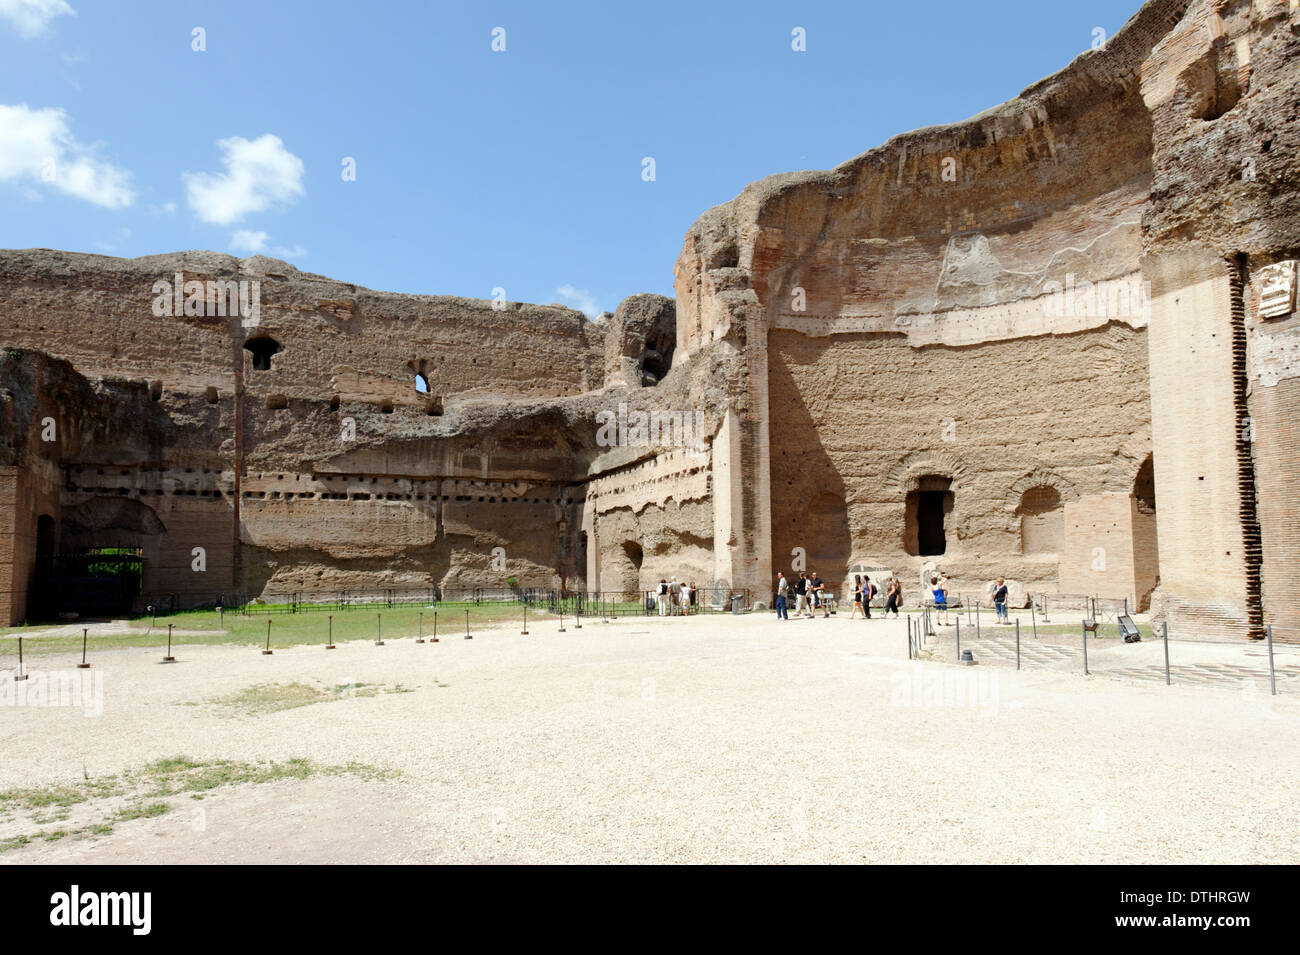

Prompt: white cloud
xmin=0 ymin=0 xmax=75 ymax=38
xmin=0 ymin=103 xmax=134 ymax=208
xmin=147 ymin=200 xmax=177 ymax=215
xmin=556 ymin=284 xmax=601 ymax=319
xmin=230 ymin=229 xmax=305 ymax=259
xmin=183 ymin=134 xmax=305 ymax=225
xmin=230 ymin=229 xmax=268 ymax=253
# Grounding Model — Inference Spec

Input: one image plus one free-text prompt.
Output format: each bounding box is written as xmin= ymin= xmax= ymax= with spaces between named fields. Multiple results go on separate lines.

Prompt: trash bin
xmin=731 ymin=593 xmax=744 ymax=614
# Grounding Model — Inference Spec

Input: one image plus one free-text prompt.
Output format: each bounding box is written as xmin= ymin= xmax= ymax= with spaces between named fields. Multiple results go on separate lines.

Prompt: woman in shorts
xmin=931 ymin=576 xmax=949 ymax=626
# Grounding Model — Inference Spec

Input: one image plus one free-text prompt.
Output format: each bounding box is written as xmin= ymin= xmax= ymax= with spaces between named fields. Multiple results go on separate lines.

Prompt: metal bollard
xmin=417 ymin=611 xmax=425 ymax=644
xmin=78 ymin=628 xmax=91 ymax=669
xmin=1267 ymin=624 xmax=1276 ymax=697
xmin=433 ymin=611 xmax=439 ymax=643
xmin=558 ymin=608 xmax=566 ymax=633
xmin=16 ymin=635 xmax=27 ymax=681
xmin=1162 ymin=621 xmax=1169 ymax=685
xmin=326 ymin=614 xmax=336 ymax=650
xmin=163 ymin=624 xmax=176 ymax=663
xmin=464 ymin=609 xmax=472 ymax=640
xmin=1015 ymin=619 xmax=1021 ymax=671
xmin=263 ymin=619 xmax=273 ymax=655
xmin=955 ymin=618 xmax=961 ymax=662
xmin=521 ymin=605 xmax=529 ymax=636
xmin=1081 ymin=619 xmax=1089 ymax=676
xmin=375 ymin=613 xmax=384 ymax=647
xmin=575 ymin=608 xmax=582 ymax=630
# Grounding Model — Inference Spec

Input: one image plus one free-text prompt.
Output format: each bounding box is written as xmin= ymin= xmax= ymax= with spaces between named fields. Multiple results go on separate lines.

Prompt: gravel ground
xmin=2 ymin=613 xmax=1297 ymax=864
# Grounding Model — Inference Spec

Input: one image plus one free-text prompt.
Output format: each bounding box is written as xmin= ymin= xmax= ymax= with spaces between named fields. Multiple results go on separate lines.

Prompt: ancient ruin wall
xmin=0 ymin=251 xmax=613 ymax=615
xmin=0 ymin=250 xmax=736 ymax=619
xmin=676 ymin=0 xmax=1186 ymax=606
xmin=1140 ymin=0 xmax=1300 ymax=640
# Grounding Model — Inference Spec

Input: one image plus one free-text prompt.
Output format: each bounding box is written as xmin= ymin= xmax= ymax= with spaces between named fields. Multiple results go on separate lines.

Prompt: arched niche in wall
xmin=1018 ymin=486 xmax=1064 ymax=555
xmin=1131 ymin=453 xmax=1160 ymax=611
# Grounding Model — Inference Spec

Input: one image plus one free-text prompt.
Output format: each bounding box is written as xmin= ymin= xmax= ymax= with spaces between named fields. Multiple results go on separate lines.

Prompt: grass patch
xmin=0 ymin=755 xmax=396 ymax=855
xmin=210 ymin=681 xmax=410 ymax=715
xmin=214 ymin=682 xmax=332 ymax=714
xmin=0 ymin=778 xmax=120 ymax=814
xmin=0 ymin=599 xmax=598 ymax=655
xmin=115 ymin=801 xmax=172 ymax=822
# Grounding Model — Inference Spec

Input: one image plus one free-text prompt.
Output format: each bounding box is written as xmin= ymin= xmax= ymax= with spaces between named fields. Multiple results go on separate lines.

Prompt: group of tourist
xmin=654 ymin=577 xmax=698 ymax=615
xmin=772 ymin=571 xmax=903 ymax=620
xmin=772 ymin=571 xmax=1014 ymax=624
xmin=929 ymin=575 xmax=1012 ymax=625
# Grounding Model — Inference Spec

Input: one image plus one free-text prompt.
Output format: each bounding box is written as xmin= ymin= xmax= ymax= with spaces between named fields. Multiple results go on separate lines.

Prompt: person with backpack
xmin=849 ymin=574 xmax=865 ymax=619
xmin=862 ymin=575 xmax=875 ymax=619
xmin=656 ymin=578 xmax=669 ymax=616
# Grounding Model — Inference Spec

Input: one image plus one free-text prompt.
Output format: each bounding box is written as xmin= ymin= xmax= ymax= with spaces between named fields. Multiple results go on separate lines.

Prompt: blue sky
xmin=1 ymin=0 xmax=1145 ymax=315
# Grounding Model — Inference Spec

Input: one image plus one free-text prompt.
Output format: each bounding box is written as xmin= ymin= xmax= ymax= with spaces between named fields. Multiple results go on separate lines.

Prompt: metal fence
xmin=906 ymin=602 xmax=1297 ymax=697
xmin=124 ymin=586 xmax=753 ymax=621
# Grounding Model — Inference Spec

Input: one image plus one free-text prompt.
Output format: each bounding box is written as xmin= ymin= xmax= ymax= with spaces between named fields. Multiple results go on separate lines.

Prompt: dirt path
xmin=4 ymin=614 xmax=1297 ymax=864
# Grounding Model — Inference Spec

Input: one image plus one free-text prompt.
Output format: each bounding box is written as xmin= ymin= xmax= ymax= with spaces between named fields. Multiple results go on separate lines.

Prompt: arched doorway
xmin=905 ymin=475 xmax=953 ymax=557
xmin=1131 ymin=455 xmax=1159 ymax=611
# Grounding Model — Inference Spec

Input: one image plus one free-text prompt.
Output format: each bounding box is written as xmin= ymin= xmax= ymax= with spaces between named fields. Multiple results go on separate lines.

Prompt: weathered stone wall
xmin=0 ymin=252 xmax=615 ymax=618
xmin=676 ymin=0 xmax=1180 ymax=609
xmin=767 ymin=326 xmax=1153 ymax=606
xmin=1140 ymin=0 xmax=1300 ymax=640
xmin=3 ymin=0 xmax=1296 ymax=642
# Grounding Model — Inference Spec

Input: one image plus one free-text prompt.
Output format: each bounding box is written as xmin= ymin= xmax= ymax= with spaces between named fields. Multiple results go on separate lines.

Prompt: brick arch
xmin=1005 ymin=468 xmax=1079 ymax=512
xmin=1114 ymin=432 xmax=1154 ymax=492
xmin=887 ymin=451 xmax=968 ymax=496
